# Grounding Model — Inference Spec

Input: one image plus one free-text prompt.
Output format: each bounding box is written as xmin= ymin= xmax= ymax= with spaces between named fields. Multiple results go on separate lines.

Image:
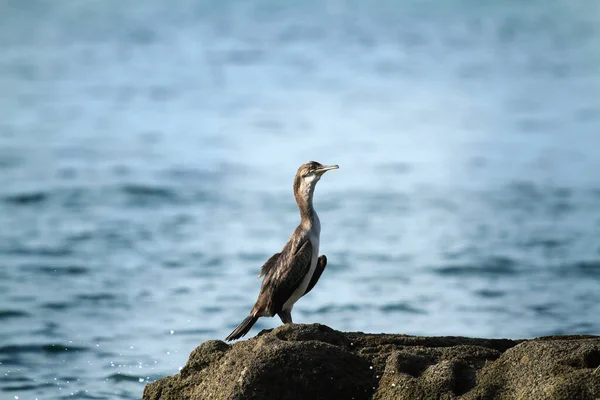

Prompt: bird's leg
xmin=277 ymin=310 xmax=293 ymax=324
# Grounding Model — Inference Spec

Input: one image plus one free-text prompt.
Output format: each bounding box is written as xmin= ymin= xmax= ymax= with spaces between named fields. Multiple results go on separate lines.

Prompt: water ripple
xmin=41 ymin=302 xmax=71 ymax=311
xmin=0 ymin=343 xmax=89 ymax=355
xmin=3 ymin=191 xmax=48 ymax=205
xmin=4 ymin=246 xmax=72 ymax=258
xmin=173 ymin=328 xmax=216 ymax=336
xmin=562 ymin=261 xmax=600 ymax=278
xmin=434 ymin=257 xmax=518 ymax=277
xmin=106 ymin=373 xmax=146 ymax=383
xmin=120 ymin=183 xmax=177 ymax=206
xmin=474 ymin=289 xmax=505 ymax=299
xmin=379 ymin=302 xmax=426 ymax=314
xmin=2 ymin=382 xmax=55 ymax=392
xmin=309 ymin=304 xmax=363 ymax=314
xmin=0 ymin=309 xmax=30 ymax=319
xmin=21 ymin=264 xmax=89 ymax=276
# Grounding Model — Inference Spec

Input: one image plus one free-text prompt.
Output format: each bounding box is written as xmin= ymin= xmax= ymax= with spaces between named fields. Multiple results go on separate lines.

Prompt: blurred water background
xmin=1 ymin=0 xmax=600 ymax=398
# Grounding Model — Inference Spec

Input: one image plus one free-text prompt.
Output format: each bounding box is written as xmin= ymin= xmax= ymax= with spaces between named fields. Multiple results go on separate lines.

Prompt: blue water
xmin=1 ymin=0 xmax=600 ymax=398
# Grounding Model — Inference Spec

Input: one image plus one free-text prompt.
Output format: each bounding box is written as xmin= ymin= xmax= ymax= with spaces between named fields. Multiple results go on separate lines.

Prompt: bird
xmin=225 ymin=161 xmax=338 ymax=341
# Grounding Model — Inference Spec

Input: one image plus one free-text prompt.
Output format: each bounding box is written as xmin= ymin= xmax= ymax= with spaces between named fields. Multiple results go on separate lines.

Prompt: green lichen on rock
xmin=143 ymin=324 xmax=600 ymax=400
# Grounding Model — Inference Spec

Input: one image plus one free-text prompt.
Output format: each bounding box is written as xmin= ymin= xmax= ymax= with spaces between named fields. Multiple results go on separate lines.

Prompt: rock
xmin=143 ymin=324 xmax=600 ymax=400
xmin=467 ymin=336 xmax=600 ymax=400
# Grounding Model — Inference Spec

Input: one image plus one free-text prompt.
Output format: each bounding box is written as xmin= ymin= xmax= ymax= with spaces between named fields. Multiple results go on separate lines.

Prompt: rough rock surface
xmin=143 ymin=324 xmax=600 ymax=400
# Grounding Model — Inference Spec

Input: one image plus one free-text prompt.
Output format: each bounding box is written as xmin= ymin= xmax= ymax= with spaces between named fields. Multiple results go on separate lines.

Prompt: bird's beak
xmin=315 ymin=164 xmax=339 ymax=175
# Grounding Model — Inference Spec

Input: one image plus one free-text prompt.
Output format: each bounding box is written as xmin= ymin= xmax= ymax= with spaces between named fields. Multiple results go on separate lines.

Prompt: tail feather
xmin=225 ymin=315 xmax=259 ymax=341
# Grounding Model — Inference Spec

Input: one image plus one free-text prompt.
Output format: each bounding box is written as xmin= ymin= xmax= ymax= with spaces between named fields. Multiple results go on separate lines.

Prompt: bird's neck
xmin=295 ymin=185 xmax=318 ymax=229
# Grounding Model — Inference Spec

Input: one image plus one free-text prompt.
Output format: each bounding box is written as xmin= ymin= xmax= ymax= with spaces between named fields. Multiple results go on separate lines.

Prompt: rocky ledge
xmin=143 ymin=324 xmax=600 ymax=400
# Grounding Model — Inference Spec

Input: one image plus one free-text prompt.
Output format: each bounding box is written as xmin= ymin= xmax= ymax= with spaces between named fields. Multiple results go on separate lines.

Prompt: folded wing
xmin=303 ymin=255 xmax=327 ymax=296
xmin=256 ymin=238 xmax=313 ymax=315
xmin=257 ymin=252 xmax=281 ymax=278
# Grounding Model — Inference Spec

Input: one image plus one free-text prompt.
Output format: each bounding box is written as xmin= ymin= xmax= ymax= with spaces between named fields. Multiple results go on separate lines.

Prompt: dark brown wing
xmin=303 ymin=255 xmax=326 ymax=296
xmin=257 ymin=252 xmax=281 ymax=278
xmin=258 ymin=238 xmax=313 ymax=315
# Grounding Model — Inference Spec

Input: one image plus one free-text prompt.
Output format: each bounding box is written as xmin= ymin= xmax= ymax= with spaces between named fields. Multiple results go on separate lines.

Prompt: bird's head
xmin=293 ymin=161 xmax=338 ymax=196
